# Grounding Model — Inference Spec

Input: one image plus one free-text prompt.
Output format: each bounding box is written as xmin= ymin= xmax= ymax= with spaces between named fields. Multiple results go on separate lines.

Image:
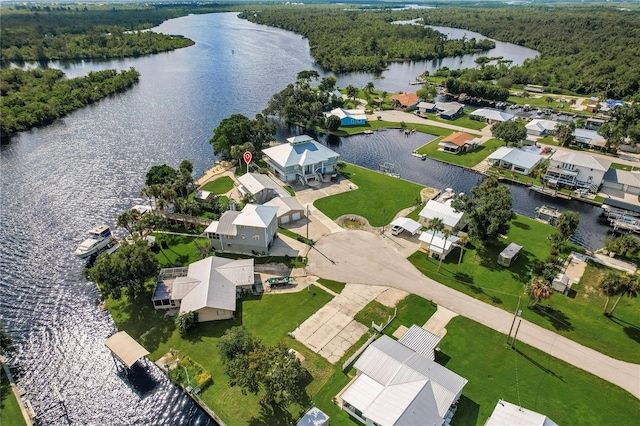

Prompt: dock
xmin=529 ymin=185 xmax=571 ymax=199
xmin=535 ymin=205 xmax=562 ymax=225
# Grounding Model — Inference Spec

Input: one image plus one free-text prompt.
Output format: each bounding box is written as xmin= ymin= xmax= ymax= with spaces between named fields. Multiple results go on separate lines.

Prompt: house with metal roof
xmin=573 ymin=128 xmax=607 ymax=150
xmin=237 ymin=172 xmax=289 ymax=204
xmin=151 ymin=257 xmax=254 ymax=322
xmin=324 ymin=108 xmax=367 ymax=126
xmin=418 ymin=199 xmax=467 ymax=231
xmin=487 ymin=147 xmax=544 ymax=175
xmin=338 ymin=335 xmax=467 ymax=426
xmin=486 ymin=400 xmax=558 ymax=426
xmin=525 ymin=119 xmax=559 ymax=137
xmin=470 ymin=108 xmax=514 ymax=124
xmin=544 ymin=150 xmax=612 ymax=192
xmin=397 ymin=325 xmax=442 ymax=361
xmin=438 ymin=132 xmax=480 ymax=154
xmin=419 ymin=230 xmax=460 ymax=259
xmin=204 ymin=204 xmax=278 ymax=255
xmin=262 ymin=135 xmax=340 ymax=185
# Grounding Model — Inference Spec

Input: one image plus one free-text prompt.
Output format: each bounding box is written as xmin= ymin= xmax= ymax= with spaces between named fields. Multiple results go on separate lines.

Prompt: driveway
xmin=306 ymin=230 xmax=640 ymax=398
xmin=291 ymin=283 xmax=387 ymax=363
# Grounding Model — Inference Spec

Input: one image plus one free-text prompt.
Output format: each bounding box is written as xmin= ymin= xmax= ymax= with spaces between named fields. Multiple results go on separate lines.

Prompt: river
xmin=0 ymin=11 xmax=601 ymax=425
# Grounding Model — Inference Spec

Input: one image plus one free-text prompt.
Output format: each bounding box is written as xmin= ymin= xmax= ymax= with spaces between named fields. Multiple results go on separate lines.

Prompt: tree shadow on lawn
xmin=529 ymin=304 xmax=574 ymax=331
xmin=511 ymin=220 xmax=531 ymax=230
xmin=182 ymin=296 xmax=262 ymax=344
xmin=247 ymin=401 xmax=296 ymax=426
xmin=606 ymin=315 xmax=640 ymax=344
xmin=512 ymin=347 xmax=566 ymax=383
xmin=448 ymin=270 xmax=503 ymax=305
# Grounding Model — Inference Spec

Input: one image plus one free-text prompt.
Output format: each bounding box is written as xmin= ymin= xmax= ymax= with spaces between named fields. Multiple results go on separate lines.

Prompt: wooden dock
xmin=529 ymin=185 xmax=571 ymax=199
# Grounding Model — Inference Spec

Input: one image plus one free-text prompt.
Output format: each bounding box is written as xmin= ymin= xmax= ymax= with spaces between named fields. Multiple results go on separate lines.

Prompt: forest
xmin=0 ymin=67 xmax=140 ymax=138
xmin=240 ymin=7 xmax=495 ymax=73
xmin=241 ymin=4 xmax=639 ymax=98
xmin=0 ymin=3 xmax=234 ymax=63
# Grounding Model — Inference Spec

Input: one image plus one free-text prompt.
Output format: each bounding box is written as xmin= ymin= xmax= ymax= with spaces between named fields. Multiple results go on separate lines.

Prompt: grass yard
xmin=487 ymin=167 xmax=541 ymax=186
xmin=1 ymin=368 xmax=26 ymax=426
xmin=315 ymin=163 xmax=424 ymax=227
xmin=334 ymin=119 xmax=455 ymax=138
xmin=417 ymin=138 xmax=504 ymax=168
xmin=153 ymin=233 xmax=210 ymax=268
xmin=317 ymin=278 xmax=346 ymax=294
xmin=355 ymin=294 xmax=438 ymax=336
xmin=200 ymin=176 xmax=234 ymax=194
xmin=611 ymin=162 xmax=639 ymax=172
xmin=408 ymin=214 xmax=640 ymax=363
xmin=440 ymin=317 xmax=640 ymax=425
xmin=419 ymin=111 xmax=488 ymax=131
xmin=108 ymin=286 xmax=334 ymax=425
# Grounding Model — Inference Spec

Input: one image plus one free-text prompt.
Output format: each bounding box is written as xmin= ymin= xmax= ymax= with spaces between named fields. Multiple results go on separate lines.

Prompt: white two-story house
xmin=262 ymin=135 xmax=340 ymax=185
xmin=544 ymin=151 xmax=612 ymax=193
xmin=204 ymin=204 xmax=278 ymax=256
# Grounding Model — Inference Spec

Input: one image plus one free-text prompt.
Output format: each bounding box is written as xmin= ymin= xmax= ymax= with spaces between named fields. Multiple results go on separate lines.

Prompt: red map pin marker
xmin=243 ymin=151 xmax=252 ymax=164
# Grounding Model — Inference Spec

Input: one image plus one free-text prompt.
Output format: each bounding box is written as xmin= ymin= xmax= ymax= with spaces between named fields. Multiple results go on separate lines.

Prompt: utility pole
xmin=382 ymin=209 xmax=386 ymax=234
xmin=511 ymin=319 xmax=522 ymax=349
xmin=506 ymin=296 xmax=522 ymax=345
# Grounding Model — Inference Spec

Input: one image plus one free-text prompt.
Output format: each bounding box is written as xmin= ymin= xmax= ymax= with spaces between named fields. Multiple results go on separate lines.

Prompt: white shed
xmin=497 ymin=243 xmax=523 ymax=267
xmin=552 ymin=273 xmax=570 ymax=294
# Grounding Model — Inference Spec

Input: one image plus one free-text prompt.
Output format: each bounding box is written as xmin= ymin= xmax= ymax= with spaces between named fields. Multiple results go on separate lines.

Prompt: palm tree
xmin=426 ymin=217 xmax=445 ymax=258
xmin=609 ymin=277 xmax=639 ymax=315
xmin=598 ymin=271 xmax=625 ymax=315
xmin=529 ymin=278 xmax=553 ymax=307
xmin=456 ymin=233 xmax=470 ymax=266
xmin=365 ymin=82 xmax=375 ymax=93
xmin=437 ymin=228 xmax=453 ymax=272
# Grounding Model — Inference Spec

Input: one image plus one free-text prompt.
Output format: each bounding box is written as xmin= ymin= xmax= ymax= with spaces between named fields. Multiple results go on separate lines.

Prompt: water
xmin=0 ymin=12 xmax=577 ymax=425
xmin=314 ymin=130 xmax=610 ymax=250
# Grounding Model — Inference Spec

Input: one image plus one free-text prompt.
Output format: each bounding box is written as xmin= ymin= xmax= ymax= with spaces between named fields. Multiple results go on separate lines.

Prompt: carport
xmin=389 ymin=217 xmax=422 ymax=235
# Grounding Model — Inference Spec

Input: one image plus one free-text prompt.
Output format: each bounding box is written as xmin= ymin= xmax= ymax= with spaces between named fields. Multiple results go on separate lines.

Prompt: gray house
xmin=262 ymin=135 xmax=340 ymax=185
xmin=204 ymin=204 xmax=278 ymax=255
xmin=237 ymin=172 xmax=288 ymax=204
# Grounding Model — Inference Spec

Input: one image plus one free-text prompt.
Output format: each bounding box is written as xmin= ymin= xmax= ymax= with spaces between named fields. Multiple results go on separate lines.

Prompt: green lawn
xmin=611 ymin=162 xmax=639 ymax=172
xmin=417 ymin=138 xmax=504 ymax=168
xmin=108 ymin=286 xmax=334 ymax=425
xmin=382 ymin=294 xmax=438 ymax=337
xmin=354 ymin=301 xmax=394 ymax=329
xmin=488 ymin=167 xmax=540 ymax=186
xmin=1 ymin=368 xmax=26 ymax=426
xmin=317 ymin=278 xmax=346 ymax=294
xmin=335 ymin=120 xmax=454 ymax=137
xmin=153 ymin=233 xmax=210 ymax=268
xmin=441 ymin=317 xmax=640 ymax=425
xmin=408 ymin=214 xmax=640 ymax=363
xmin=419 ymin=111 xmax=488 ymax=131
xmin=314 ymin=163 xmax=424 ymax=226
xmin=200 ymin=176 xmax=234 ymax=194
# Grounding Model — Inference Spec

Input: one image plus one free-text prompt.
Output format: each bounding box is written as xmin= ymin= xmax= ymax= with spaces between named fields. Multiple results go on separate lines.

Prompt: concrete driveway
xmin=306 ymin=230 xmax=640 ymax=398
xmin=291 ymin=283 xmax=387 ymax=363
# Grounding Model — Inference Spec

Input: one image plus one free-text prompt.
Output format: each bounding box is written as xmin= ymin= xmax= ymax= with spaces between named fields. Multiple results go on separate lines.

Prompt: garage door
xmin=281 ymin=215 xmax=290 ymax=224
xmin=292 ymin=212 xmax=301 ymax=221
xmin=603 ymin=181 xmax=623 ymax=191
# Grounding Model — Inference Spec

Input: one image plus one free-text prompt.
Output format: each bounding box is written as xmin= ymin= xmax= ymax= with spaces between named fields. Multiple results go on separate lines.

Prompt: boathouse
xmin=105 ymin=331 xmax=150 ymax=369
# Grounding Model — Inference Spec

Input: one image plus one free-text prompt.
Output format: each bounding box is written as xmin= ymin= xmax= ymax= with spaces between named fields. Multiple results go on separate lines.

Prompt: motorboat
xmin=74 ymin=225 xmax=118 ymax=259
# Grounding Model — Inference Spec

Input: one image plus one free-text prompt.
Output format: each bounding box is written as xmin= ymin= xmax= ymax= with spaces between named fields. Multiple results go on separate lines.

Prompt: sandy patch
xmin=376 ymin=287 xmax=409 ymax=308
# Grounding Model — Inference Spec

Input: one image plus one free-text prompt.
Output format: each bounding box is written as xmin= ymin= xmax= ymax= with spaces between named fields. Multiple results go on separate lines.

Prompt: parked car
xmin=391 ymin=225 xmax=403 ymax=236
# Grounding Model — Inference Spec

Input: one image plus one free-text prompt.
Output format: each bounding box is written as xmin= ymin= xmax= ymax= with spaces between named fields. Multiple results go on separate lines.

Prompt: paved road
xmin=306 ymin=230 xmax=640 ymax=399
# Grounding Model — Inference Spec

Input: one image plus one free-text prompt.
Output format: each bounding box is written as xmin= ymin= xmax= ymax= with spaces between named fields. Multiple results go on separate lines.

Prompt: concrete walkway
xmin=593 ymin=253 xmax=638 ymax=274
xmin=422 ymin=306 xmax=458 ymax=338
xmin=306 ymin=230 xmax=640 ymax=398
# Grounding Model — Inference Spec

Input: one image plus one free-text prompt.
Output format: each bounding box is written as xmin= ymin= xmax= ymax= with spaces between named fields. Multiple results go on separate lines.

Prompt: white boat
xmin=74 ymin=225 xmax=118 ymax=259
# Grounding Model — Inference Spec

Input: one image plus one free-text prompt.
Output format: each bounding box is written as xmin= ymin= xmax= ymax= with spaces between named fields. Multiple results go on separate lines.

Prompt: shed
xmin=389 ymin=217 xmax=422 ymax=235
xmin=552 ymin=273 xmax=570 ymax=294
xmin=497 ymin=243 xmax=523 ymax=267
xmin=297 ymin=407 xmax=329 ymax=426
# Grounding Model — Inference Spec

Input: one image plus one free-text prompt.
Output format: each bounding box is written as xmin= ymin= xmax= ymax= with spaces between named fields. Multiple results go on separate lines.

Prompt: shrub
xmin=175 ymin=311 xmax=198 ymax=336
